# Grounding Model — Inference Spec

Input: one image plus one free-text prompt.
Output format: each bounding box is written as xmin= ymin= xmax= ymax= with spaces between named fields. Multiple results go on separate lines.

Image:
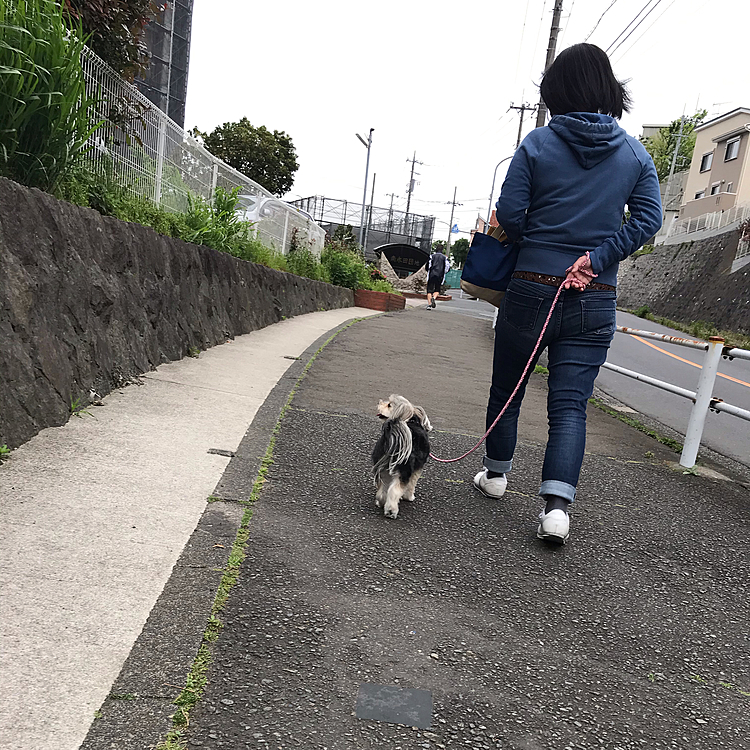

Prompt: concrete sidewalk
xmin=108 ymin=306 xmax=748 ymax=750
xmin=0 ymin=307 xmax=380 ymax=750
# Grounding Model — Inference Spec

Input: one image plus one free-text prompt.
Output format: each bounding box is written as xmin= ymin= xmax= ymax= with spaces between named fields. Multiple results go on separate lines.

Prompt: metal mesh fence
xmin=291 ymin=196 xmax=435 ymax=245
xmin=79 ymin=46 xmax=324 ymax=253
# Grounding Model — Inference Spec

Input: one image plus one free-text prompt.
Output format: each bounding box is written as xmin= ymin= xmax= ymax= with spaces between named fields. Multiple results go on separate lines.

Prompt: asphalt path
xmin=437 ymin=292 xmax=750 ymax=466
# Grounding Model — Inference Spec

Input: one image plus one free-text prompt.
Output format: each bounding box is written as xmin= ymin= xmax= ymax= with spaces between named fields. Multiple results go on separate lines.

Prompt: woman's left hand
xmin=563 ymin=254 xmax=597 ymax=291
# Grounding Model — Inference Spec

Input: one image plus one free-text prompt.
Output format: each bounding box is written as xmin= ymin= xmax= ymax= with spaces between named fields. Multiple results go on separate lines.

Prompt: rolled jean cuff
xmin=483 ymin=455 xmax=513 ymax=473
xmin=539 ymin=479 xmax=577 ymax=503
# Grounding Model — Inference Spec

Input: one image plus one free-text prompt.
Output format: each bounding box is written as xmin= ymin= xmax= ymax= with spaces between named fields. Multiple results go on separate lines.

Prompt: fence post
xmin=680 ymin=337 xmax=724 ymax=468
xmin=154 ymin=117 xmax=167 ymax=205
xmin=282 ymin=210 xmax=290 ymax=254
xmin=210 ymin=163 xmax=218 ymax=201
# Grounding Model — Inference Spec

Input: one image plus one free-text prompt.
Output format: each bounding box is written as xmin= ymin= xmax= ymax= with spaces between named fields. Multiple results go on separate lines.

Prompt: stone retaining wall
xmin=617 ymin=228 xmax=749 ymax=334
xmin=0 ymin=178 xmax=353 ymax=448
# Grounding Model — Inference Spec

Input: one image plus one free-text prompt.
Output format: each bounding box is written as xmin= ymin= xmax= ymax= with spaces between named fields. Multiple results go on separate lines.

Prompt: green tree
xmin=191 ymin=118 xmax=299 ymax=197
xmin=641 ymin=111 xmax=706 ymax=182
xmin=450 ymin=237 xmax=470 ymax=267
xmin=62 ymin=0 xmax=165 ymax=80
xmin=332 ymin=223 xmax=358 ymax=247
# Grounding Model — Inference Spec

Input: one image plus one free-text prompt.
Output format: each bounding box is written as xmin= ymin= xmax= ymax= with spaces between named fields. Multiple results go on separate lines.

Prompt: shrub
xmin=0 ymin=0 xmax=99 ymax=191
xmin=323 ymin=244 xmax=372 ymax=290
xmin=634 ymin=305 xmax=651 ymax=318
xmin=57 ymin=164 xmax=188 ymax=239
xmin=369 ymin=279 xmax=399 ymax=294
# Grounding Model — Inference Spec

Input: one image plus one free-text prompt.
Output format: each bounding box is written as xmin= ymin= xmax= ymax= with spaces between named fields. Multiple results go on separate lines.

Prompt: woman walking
xmin=473 ymin=44 xmax=662 ymax=543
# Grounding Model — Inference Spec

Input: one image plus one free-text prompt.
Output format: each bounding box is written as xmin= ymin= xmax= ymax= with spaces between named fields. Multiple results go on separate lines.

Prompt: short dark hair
xmin=540 ymin=43 xmax=632 ymax=119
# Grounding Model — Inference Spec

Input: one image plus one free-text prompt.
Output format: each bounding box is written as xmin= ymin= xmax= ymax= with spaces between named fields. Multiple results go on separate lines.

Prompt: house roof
xmin=694 ymin=107 xmax=750 ymax=133
xmin=712 ymin=124 xmax=750 ymax=143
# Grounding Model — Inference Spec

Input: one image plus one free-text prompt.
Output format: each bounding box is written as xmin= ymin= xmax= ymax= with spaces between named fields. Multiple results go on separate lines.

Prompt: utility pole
xmin=664 ymin=114 xmax=687 ymax=222
xmin=446 ymin=186 xmax=462 ymax=257
xmin=510 ymin=102 xmax=536 ymax=148
xmin=356 ymin=128 xmax=374 ymax=247
xmin=385 ymin=192 xmax=399 ymax=242
xmin=363 ymin=173 xmax=376 ymax=253
xmin=405 ymin=151 xmax=423 ymax=218
xmin=535 ymin=0 xmax=564 ymax=128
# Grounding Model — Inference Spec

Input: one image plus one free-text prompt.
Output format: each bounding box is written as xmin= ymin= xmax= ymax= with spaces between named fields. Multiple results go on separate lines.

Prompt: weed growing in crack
xmin=588 ymin=398 xmax=683 ymax=453
xmin=154 ymin=318 xmax=366 ymax=750
xmin=70 ymin=398 xmax=94 ymax=418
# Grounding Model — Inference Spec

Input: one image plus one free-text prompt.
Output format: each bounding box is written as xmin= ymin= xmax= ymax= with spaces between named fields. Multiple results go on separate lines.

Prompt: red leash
xmin=429 ymin=284 xmax=564 ymax=464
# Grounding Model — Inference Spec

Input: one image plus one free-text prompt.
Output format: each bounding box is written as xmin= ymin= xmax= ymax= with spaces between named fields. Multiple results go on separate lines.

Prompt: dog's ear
xmin=412 ymin=405 xmax=432 ymax=432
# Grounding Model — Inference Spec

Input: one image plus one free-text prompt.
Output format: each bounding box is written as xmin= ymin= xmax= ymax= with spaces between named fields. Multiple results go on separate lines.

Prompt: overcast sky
xmin=185 ymin=0 xmax=746 ymax=240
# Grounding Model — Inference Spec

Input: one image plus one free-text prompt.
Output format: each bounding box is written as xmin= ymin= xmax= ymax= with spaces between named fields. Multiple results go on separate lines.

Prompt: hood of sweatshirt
xmin=548 ymin=113 xmax=627 ymax=169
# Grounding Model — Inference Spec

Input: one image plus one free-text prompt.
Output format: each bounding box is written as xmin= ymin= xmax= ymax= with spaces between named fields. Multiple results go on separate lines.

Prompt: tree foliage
xmin=641 ymin=111 xmax=706 ymax=182
xmin=191 ymin=117 xmax=299 ymax=197
xmin=450 ymin=237 xmax=470 ymax=267
xmin=62 ymin=0 xmax=166 ymax=80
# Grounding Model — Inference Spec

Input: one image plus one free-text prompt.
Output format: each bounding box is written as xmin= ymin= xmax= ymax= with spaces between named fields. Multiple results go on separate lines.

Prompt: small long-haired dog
xmin=372 ymin=394 xmax=432 ymax=519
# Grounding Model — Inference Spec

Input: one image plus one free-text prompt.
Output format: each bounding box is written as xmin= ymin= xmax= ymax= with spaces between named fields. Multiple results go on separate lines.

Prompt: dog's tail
xmin=373 ymin=419 xmax=413 ymax=477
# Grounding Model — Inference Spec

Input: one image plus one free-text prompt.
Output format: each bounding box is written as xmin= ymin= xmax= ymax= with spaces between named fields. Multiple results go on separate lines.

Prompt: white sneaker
xmin=473 ymin=469 xmax=507 ymax=499
xmin=537 ymin=509 xmax=570 ymax=544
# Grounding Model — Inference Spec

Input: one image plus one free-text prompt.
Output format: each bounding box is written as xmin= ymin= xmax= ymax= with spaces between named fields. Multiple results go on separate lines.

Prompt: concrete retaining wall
xmin=0 ymin=178 xmax=353 ymax=449
xmin=617 ymin=228 xmax=749 ymax=334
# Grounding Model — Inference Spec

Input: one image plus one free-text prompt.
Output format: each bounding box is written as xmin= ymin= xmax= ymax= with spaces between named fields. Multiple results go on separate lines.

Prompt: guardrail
xmin=601 ymin=327 xmax=750 ymax=467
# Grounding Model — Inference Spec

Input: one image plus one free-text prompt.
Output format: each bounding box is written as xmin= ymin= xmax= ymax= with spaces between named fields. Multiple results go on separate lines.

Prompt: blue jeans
xmin=484 ymin=279 xmax=616 ymax=502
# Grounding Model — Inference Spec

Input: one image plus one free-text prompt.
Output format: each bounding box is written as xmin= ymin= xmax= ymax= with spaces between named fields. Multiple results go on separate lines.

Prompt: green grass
xmin=155 ymin=317 xmax=367 ymax=750
xmin=632 ymin=244 xmax=655 ymax=258
xmin=69 ymin=397 xmax=93 ymax=419
xmin=589 ymin=397 xmax=683 ymax=453
xmin=0 ymin=444 xmax=10 ymax=460
xmin=0 ymin=0 xmax=100 ymax=192
xmin=533 ymin=365 xmax=549 ymax=375
xmin=627 ymin=306 xmax=750 ymax=350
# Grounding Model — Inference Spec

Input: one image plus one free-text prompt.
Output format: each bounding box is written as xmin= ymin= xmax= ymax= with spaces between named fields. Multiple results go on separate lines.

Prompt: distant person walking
xmin=472 ymin=44 xmax=662 ymax=543
xmin=426 ymin=249 xmax=449 ymax=309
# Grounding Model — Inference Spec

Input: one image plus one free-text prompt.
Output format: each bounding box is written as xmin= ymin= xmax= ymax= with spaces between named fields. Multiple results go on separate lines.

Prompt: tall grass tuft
xmin=0 ymin=0 xmax=99 ymax=191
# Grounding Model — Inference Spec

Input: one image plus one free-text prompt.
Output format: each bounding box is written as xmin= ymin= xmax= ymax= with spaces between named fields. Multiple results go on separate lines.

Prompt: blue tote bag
xmin=460 ymin=226 xmax=519 ymax=307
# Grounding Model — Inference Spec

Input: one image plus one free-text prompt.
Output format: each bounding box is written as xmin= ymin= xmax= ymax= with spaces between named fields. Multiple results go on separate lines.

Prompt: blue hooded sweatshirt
xmin=494 ymin=112 xmax=662 ymax=287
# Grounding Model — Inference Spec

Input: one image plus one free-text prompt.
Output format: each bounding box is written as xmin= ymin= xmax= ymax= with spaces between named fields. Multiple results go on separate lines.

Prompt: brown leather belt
xmin=512 ymin=270 xmax=616 ymax=292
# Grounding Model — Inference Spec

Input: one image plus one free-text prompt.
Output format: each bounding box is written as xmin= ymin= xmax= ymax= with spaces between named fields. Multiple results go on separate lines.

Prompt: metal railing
xmin=79 ymin=46 xmax=325 ymax=254
xmin=666 ymin=202 xmax=750 ymax=244
xmin=601 ymin=327 xmax=750 ymax=467
xmin=290 ymin=196 xmax=435 ymax=245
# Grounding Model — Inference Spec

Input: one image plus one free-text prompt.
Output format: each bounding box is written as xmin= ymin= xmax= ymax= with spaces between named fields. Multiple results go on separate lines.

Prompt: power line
xmin=610 ymin=0 xmax=679 ymax=64
xmin=558 ymin=0 xmax=575 ymax=48
xmin=584 ymin=0 xmax=621 ymax=42
xmin=605 ymin=0 xmax=662 ymax=55
xmin=513 ymin=0 xmax=533 ymax=90
xmin=604 ymin=0 xmax=654 ymax=51
xmin=535 ymin=0 xmax=564 ymax=128
xmin=530 ymin=0 xmax=550 ymax=80
xmin=608 ymin=0 xmax=665 ymax=56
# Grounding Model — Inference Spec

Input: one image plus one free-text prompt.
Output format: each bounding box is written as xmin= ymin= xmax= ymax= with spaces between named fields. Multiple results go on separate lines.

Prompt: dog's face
xmin=377 ymin=394 xmax=411 ymax=422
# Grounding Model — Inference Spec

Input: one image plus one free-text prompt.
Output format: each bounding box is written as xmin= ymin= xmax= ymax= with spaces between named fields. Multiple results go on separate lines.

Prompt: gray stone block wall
xmin=616 ymin=228 xmax=749 ymax=334
xmin=0 ymin=178 xmax=353 ymax=449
